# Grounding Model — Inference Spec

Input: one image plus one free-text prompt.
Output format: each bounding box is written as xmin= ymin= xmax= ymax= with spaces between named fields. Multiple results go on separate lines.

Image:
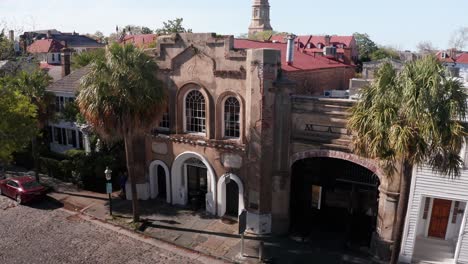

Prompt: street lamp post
xmin=105 ymin=166 xmax=113 ymax=216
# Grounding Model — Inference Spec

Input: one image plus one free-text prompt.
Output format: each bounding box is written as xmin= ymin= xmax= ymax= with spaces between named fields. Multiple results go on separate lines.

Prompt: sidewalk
xmin=41 ymin=176 xmax=377 ymax=264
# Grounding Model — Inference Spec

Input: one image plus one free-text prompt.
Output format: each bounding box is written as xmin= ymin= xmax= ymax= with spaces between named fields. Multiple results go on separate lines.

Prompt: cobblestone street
xmin=0 ymin=195 xmax=215 ymax=264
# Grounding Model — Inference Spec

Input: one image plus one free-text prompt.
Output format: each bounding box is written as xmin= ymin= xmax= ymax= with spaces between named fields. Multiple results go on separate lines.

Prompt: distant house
xmin=46 ymin=63 xmax=91 ymax=154
xmin=362 ymin=58 xmax=404 ymax=79
xmin=271 ymin=34 xmax=359 ymax=65
xmin=437 ymin=51 xmax=468 ymax=85
xmin=27 ymin=39 xmax=64 ymax=65
xmin=119 ymin=34 xmax=157 ymax=48
xmin=21 ymin=29 xmax=104 ymax=53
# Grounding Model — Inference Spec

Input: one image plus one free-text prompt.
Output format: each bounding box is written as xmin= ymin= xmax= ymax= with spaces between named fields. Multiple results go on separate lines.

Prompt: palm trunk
xmin=31 ymin=137 xmax=40 ymax=182
xmin=124 ymin=135 xmax=139 ymax=222
xmin=390 ymin=160 xmax=413 ymax=264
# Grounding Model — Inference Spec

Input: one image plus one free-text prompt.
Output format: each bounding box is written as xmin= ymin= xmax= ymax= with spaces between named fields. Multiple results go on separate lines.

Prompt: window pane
xmin=224 ymin=97 xmax=240 ymax=138
xmin=159 ymin=106 xmax=170 ymax=129
xmin=185 ymin=90 xmax=206 ymax=133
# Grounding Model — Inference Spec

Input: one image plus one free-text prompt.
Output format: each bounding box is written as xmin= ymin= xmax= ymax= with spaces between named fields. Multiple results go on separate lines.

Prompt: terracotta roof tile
xmin=27 ymin=39 xmax=64 ymax=53
xmin=234 ymin=39 xmax=352 ymax=72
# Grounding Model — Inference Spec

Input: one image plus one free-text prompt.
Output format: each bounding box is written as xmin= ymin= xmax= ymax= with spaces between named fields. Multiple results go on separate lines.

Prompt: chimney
xmin=324 ymin=35 xmax=331 ymax=46
xmin=61 ymin=48 xmax=71 ymax=77
xmin=286 ymin=34 xmax=296 ymax=66
xmin=47 ymin=30 xmax=52 ymax=39
xmin=343 ymin=48 xmax=352 ymax=65
xmin=9 ymin=30 xmax=14 ymax=42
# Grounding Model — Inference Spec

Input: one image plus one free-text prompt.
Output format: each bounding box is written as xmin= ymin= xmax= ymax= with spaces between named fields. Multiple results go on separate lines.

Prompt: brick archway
xmin=290 ymin=149 xmax=385 ymax=183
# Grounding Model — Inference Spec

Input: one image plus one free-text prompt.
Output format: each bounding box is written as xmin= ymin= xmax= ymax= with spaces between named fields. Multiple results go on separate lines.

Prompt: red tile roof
xmin=436 ymin=51 xmax=456 ymax=63
xmin=27 ymin=39 xmax=64 ymax=54
xmin=457 ymin=53 xmax=468 ymax=64
xmin=234 ymin=39 xmax=352 ymax=72
xmin=120 ymin=34 xmax=157 ymax=48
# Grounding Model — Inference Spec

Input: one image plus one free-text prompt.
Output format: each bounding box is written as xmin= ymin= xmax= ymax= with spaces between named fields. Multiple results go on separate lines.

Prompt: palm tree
xmin=348 ymin=56 xmax=468 ymax=263
xmin=12 ymin=70 xmax=54 ymax=182
xmin=77 ymin=43 xmax=167 ymax=222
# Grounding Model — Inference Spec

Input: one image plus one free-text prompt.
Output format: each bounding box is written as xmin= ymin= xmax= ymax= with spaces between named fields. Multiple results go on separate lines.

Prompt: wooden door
xmin=428 ymin=199 xmax=452 ymax=239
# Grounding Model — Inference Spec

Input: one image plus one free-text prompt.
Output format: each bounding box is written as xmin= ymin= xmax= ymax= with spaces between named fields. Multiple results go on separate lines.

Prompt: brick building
xmin=117 ymin=31 xmax=399 ymax=262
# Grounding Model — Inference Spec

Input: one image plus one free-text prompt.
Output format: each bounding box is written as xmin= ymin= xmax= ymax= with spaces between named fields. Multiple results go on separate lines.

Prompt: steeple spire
xmin=248 ymin=0 xmax=273 ymax=36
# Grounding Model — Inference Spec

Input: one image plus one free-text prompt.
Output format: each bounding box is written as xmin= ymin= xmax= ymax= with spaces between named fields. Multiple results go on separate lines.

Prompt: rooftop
xmin=234 ymin=39 xmax=352 ymax=72
xmin=27 ymin=39 xmax=64 ymax=53
xmin=46 ymin=67 xmax=89 ymax=94
xmin=120 ymin=34 xmax=157 ymax=48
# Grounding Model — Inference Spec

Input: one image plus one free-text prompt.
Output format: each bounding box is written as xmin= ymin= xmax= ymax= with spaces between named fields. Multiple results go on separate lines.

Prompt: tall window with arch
xmin=224 ymin=97 xmax=240 ymax=138
xmin=159 ymin=105 xmax=170 ymax=130
xmin=185 ymin=90 xmax=206 ymax=133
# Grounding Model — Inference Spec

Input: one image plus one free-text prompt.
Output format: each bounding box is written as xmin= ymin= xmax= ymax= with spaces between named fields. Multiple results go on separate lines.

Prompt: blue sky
xmin=1 ymin=0 xmax=467 ymax=51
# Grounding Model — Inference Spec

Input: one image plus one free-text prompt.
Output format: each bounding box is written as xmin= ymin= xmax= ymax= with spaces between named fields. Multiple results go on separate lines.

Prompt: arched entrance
xmin=217 ymin=173 xmax=245 ymax=217
xmin=149 ymin=160 xmax=171 ymax=203
xmin=290 ymin=157 xmax=380 ymax=251
xmin=171 ymin=152 xmax=217 ymax=215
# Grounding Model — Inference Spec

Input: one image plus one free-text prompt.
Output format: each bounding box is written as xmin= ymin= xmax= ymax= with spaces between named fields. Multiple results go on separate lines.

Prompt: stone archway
xmin=288 ymin=149 xmax=397 ymax=261
xmin=171 ymin=151 xmax=217 ymax=215
xmin=149 ymin=160 xmax=171 ymax=203
xmin=217 ymin=173 xmax=245 ymax=217
xmin=290 ymin=150 xmax=385 ymax=184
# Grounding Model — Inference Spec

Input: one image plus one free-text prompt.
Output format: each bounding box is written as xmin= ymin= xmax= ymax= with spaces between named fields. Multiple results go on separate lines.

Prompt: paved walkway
xmin=32 ymin=173 xmax=377 ymax=264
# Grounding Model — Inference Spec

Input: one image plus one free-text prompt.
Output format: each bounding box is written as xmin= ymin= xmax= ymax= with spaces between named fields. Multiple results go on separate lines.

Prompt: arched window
xmin=185 ymin=90 xmax=206 ymax=133
xmin=224 ymin=97 xmax=240 ymax=138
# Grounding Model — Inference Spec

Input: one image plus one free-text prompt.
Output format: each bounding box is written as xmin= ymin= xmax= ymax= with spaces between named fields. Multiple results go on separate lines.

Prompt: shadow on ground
xmin=26 ymin=196 xmax=64 ymax=211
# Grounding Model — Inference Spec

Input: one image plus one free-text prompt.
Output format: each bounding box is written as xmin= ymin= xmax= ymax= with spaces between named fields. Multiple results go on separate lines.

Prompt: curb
xmin=57 ymin=198 xmax=234 ymax=264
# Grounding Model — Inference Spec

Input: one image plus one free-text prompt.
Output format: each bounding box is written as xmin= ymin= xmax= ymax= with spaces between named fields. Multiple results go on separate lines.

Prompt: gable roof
xmin=52 ymin=34 xmax=105 ymax=49
xmin=46 ymin=67 xmax=89 ymax=94
xmin=27 ymin=39 xmax=64 ymax=53
xmin=457 ymin=53 xmax=468 ymax=64
xmin=234 ymin=39 xmax=352 ymax=72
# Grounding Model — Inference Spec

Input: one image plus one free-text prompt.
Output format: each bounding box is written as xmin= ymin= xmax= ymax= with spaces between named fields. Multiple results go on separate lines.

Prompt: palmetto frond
xmin=348 ymin=56 xmax=468 ymax=178
xmin=77 ymin=43 xmax=167 ymax=140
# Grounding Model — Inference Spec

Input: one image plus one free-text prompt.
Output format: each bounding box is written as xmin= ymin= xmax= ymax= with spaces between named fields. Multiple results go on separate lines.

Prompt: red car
xmin=0 ymin=176 xmax=47 ymax=204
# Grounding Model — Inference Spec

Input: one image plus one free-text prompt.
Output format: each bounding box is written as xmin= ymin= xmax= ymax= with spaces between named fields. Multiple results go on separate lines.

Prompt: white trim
xmin=183 ymin=89 xmax=206 ymax=136
xmin=446 ymin=201 xmax=456 ymax=240
xmin=424 ymin=198 xmax=434 ymax=237
xmin=149 ymin=160 xmax=171 ymax=203
xmin=455 ymin=202 xmax=468 ymax=262
xmin=170 ymin=151 xmax=217 ymax=215
xmin=400 ymin=166 xmax=419 ymax=261
xmin=217 ymin=173 xmax=245 ymax=217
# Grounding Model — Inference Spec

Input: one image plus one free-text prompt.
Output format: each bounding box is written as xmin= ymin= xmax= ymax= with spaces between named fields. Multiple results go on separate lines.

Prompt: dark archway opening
xmin=290 ymin=157 xmax=380 ymax=252
xmin=225 ymin=180 xmax=239 ymax=217
xmin=185 ymin=158 xmax=208 ymax=210
xmin=157 ymin=165 xmax=166 ymax=200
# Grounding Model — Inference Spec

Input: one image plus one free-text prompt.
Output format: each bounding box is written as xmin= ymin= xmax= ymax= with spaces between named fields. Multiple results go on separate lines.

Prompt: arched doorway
xmin=149 ymin=160 xmax=171 ymax=203
xmin=171 ymin=152 xmax=217 ymax=215
xmin=217 ymin=173 xmax=245 ymax=217
xmin=290 ymin=157 xmax=380 ymax=251
xmin=226 ymin=181 xmax=239 ymax=216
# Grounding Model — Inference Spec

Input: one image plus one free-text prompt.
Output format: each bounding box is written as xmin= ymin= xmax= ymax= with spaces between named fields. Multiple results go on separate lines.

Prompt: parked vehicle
xmin=0 ymin=176 xmax=47 ymax=204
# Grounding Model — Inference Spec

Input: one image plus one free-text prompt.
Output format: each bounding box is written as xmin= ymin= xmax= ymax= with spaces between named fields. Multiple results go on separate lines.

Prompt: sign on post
xmin=239 ymin=209 xmax=247 ymax=234
xmin=106 ymin=183 xmax=113 ymax=194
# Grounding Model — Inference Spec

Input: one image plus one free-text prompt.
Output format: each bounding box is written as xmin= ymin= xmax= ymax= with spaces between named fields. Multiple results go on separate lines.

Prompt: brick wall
xmin=285 ymin=67 xmax=355 ymax=96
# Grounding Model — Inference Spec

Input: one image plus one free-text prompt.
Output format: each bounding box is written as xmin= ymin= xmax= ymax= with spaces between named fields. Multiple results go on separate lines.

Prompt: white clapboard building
xmin=399 ymin=149 xmax=468 ymax=263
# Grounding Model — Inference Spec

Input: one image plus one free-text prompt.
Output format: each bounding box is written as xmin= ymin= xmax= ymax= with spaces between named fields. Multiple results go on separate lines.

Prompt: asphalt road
xmin=0 ymin=195 xmax=204 ymax=264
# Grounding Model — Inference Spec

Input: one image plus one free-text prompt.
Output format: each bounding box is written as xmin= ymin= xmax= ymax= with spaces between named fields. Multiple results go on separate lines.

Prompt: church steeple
xmin=248 ymin=0 xmax=273 ymax=36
